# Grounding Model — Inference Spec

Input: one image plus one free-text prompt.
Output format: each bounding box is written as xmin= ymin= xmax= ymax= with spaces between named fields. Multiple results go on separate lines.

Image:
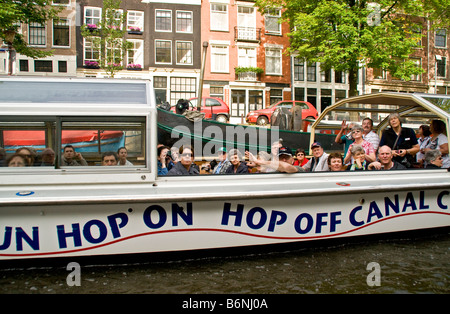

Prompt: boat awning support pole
xmin=198 ymin=41 xmax=208 ymax=111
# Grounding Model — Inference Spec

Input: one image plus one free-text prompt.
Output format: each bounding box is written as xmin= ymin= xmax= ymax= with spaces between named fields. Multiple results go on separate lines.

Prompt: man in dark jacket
xmin=368 ymin=145 xmax=406 ymax=170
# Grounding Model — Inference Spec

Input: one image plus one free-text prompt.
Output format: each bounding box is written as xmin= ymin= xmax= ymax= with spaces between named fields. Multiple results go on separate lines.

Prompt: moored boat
xmin=0 ymin=77 xmax=449 ymax=262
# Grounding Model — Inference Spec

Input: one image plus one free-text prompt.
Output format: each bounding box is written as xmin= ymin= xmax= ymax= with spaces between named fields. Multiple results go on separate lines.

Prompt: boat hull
xmin=1 ymin=184 xmax=448 ymax=261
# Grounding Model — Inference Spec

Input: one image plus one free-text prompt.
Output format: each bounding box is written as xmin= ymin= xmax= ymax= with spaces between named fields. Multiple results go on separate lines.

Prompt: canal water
xmin=0 ymin=232 xmax=448 ymax=295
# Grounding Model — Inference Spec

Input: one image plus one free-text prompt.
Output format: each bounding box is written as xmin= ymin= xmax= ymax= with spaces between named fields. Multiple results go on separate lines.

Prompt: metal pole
xmin=198 ymin=41 xmax=208 ymax=111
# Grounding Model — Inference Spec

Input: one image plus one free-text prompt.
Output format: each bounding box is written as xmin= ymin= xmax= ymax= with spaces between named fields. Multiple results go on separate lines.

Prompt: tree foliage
xmin=0 ymin=0 xmax=62 ymax=58
xmin=255 ymin=0 xmax=446 ymax=96
xmin=81 ymin=0 xmax=132 ymax=78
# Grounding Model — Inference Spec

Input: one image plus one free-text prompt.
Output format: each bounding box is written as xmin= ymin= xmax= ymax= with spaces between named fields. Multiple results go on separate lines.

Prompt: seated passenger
xmin=226 ymin=149 xmax=248 ymax=174
xmin=62 ymin=145 xmax=88 ymax=166
xmin=327 ymin=152 xmax=344 ymax=171
xmin=368 ymin=145 xmax=406 ymax=170
xmin=7 ymin=154 xmax=26 ymax=167
xmin=0 ymin=147 xmax=5 ymax=167
xmin=40 ymin=148 xmax=55 ymax=166
xmin=303 ymin=142 xmax=329 ymax=172
xmin=167 ymin=145 xmax=199 ymax=175
xmin=246 ymin=146 xmax=305 ymax=173
xmin=293 ymin=148 xmax=309 ymax=167
xmin=424 ymin=149 xmax=443 ymax=169
xmin=157 ymin=145 xmax=172 ymax=175
xmin=15 ymin=147 xmax=35 ymax=166
xmin=102 ymin=151 xmax=118 ymax=166
xmin=212 ymin=147 xmax=232 ymax=174
xmin=347 ymin=145 xmax=367 ymax=171
xmin=117 ymin=147 xmax=133 ymax=166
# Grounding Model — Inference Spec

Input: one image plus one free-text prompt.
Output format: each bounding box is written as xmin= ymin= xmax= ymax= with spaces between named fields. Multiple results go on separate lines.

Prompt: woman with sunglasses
xmin=293 ymin=148 xmax=309 ymax=167
xmin=167 ymin=145 xmax=199 ymax=175
xmin=343 ymin=125 xmax=376 ymax=165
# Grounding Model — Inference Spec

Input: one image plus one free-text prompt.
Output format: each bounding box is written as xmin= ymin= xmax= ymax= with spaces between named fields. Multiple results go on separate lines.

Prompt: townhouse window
xmin=127 ymin=11 xmax=144 ymax=31
xmin=238 ymin=46 xmax=256 ymax=67
xmin=35 ymin=60 xmax=53 ymax=72
xmin=410 ymin=58 xmax=422 ymax=81
xmin=154 ymin=76 xmax=167 ymax=104
xmin=294 ymin=58 xmax=304 ymax=81
xmin=170 ymin=77 xmax=196 ymax=105
xmin=176 ymin=11 xmax=193 ymax=33
xmin=85 ymin=7 xmax=102 ymax=26
xmin=53 ymin=19 xmax=70 ymax=47
xmin=321 ymin=69 xmax=332 ymax=82
xmin=435 ymin=29 xmax=447 ymax=48
xmin=335 ymin=71 xmax=345 ymax=83
xmin=307 ymin=62 xmax=316 ymax=81
xmin=156 ymin=10 xmax=172 ymax=32
xmin=127 ymin=40 xmax=144 ymax=66
xmin=265 ymin=8 xmax=281 ymax=35
xmin=52 ymin=0 xmax=70 ymax=4
xmin=84 ymin=38 xmax=100 ymax=61
xmin=373 ymin=67 xmax=386 ymax=79
xmin=211 ymin=44 xmax=229 ymax=73
xmin=19 ymin=60 xmax=29 ymax=72
xmin=270 ymin=89 xmax=283 ymax=105
xmin=58 ymin=60 xmax=67 ymax=73
xmin=29 ymin=23 xmax=46 ymax=46
xmin=107 ymin=39 xmax=123 ymax=65
xmin=176 ymin=41 xmax=193 ymax=65
xmin=210 ymin=4 xmax=228 ymax=31
xmin=265 ymin=47 xmax=282 ymax=75
xmin=437 ymin=57 xmax=446 ymax=78
xmin=107 ymin=9 xmax=123 ymax=30
xmin=210 ymin=86 xmax=224 ymax=100
xmin=155 ymin=40 xmax=172 ymax=64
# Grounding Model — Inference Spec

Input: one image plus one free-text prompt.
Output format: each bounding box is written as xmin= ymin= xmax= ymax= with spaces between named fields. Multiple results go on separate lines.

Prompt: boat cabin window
xmin=0 ymin=116 xmax=147 ymax=169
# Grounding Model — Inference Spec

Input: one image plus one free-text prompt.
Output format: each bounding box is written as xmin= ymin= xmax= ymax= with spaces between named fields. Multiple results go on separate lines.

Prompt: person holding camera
xmin=157 ymin=145 xmax=173 ymax=175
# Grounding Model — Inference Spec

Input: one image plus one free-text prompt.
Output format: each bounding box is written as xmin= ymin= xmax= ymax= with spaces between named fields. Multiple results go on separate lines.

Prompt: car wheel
xmin=216 ymin=114 xmax=228 ymax=123
xmin=256 ymin=116 xmax=269 ymax=126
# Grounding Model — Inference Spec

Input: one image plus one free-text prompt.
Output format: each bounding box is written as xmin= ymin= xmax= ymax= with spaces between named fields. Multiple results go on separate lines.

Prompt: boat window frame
xmin=0 ymin=114 xmax=152 ymax=178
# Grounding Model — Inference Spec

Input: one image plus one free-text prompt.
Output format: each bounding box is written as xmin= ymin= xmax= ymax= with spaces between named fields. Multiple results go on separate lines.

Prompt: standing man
xmin=303 ymin=142 xmax=329 ymax=172
xmin=362 ymin=117 xmax=380 ymax=151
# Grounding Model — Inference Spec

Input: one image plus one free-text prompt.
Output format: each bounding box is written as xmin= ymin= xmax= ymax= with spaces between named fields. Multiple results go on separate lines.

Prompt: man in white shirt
xmin=302 ymin=142 xmax=329 ymax=172
xmin=362 ymin=117 xmax=380 ymax=151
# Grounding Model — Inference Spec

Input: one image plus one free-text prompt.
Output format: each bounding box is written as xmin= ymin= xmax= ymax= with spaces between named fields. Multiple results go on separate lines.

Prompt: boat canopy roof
xmin=0 ymin=77 xmax=154 ymax=116
xmin=310 ymin=92 xmax=450 ymax=145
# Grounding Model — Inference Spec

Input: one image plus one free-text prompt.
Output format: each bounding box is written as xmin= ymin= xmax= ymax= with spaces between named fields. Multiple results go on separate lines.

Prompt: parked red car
xmin=245 ymin=100 xmax=319 ymax=126
xmin=171 ymin=97 xmax=230 ymax=123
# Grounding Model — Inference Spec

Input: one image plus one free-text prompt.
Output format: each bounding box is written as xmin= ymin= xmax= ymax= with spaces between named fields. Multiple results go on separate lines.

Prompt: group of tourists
xmin=157 ymin=113 xmax=448 ymax=175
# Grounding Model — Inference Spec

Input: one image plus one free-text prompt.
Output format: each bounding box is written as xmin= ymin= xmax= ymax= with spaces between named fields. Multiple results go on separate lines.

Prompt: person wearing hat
xmin=245 ymin=146 xmax=305 ymax=173
xmin=302 ymin=142 xmax=329 ymax=172
xmin=212 ymin=147 xmax=232 ymax=174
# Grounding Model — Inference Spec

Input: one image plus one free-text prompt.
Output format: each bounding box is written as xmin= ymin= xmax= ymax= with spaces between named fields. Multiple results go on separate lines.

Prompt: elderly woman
xmin=15 ymin=147 xmax=36 ymax=166
xmin=424 ymin=149 xmax=443 ymax=169
xmin=343 ymin=124 xmax=376 ymax=165
xmin=424 ymin=120 xmax=449 ymax=168
xmin=379 ymin=112 xmax=419 ymax=168
xmin=167 ymin=145 xmax=199 ymax=175
xmin=226 ymin=149 xmax=248 ymax=174
xmin=7 ymin=154 xmax=27 ymax=167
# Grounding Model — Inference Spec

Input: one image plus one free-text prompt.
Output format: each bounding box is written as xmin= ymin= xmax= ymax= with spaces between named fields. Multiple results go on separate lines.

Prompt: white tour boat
xmin=0 ymin=77 xmax=449 ymax=262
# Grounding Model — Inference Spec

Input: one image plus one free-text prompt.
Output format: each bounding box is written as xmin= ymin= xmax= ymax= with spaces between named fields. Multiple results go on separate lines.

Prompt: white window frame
xmin=237 ymin=46 xmax=257 ymax=68
xmin=155 ymin=39 xmax=172 ymax=64
xmin=264 ymin=8 xmax=281 ymax=35
xmin=211 ymin=43 xmax=229 ymax=73
xmin=210 ymin=3 xmax=228 ymax=31
xmin=83 ymin=38 xmax=100 ymax=62
xmin=176 ymin=10 xmax=193 ymax=33
xmin=155 ymin=9 xmax=172 ymax=32
xmin=84 ymin=7 xmax=102 ymax=27
xmin=127 ymin=10 xmax=144 ymax=31
xmin=176 ymin=41 xmax=193 ymax=65
xmin=126 ymin=39 xmax=144 ymax=67
xmin=265 ymin=46 xmax=282 ymax=75
xmin=410 ymin=58 xmax=422 ymax=81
